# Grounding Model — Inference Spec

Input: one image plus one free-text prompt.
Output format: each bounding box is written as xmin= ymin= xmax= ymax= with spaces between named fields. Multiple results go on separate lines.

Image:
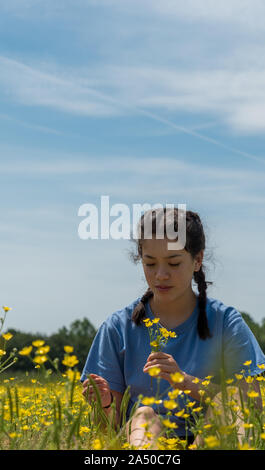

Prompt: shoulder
xmin=206 ymin=296 xmax=241 ymax=321
xmin=205 ymin=296 xmax=245 ymax=334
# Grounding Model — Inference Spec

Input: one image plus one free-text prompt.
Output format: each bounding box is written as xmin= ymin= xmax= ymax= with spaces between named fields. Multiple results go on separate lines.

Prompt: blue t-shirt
xmin=81 ymin=295 xmax=265 ymax=437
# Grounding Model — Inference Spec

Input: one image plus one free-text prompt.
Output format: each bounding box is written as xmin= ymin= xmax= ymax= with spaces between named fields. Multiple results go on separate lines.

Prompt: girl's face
xmin=141 ymin=237 xmax=203 ymax=300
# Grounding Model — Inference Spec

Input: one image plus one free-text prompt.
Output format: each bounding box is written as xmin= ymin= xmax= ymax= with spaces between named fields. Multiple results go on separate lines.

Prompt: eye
xmin=145 ymin=263 xmax=181 ymax=267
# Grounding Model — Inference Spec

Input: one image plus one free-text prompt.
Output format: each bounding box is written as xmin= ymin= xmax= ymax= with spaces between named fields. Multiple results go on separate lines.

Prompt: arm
xmin=103 ymin=389 xmax=124 ymax=429
xmin=82 ymin=374 xmax=124 ymax=430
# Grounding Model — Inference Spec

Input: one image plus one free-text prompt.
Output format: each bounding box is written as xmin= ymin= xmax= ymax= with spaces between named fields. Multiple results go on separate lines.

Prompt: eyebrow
xmin=143 ymin=254 xmax=182 ymax=259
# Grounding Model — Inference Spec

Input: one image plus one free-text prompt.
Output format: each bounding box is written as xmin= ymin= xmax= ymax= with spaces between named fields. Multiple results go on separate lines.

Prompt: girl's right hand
xmin=82 ymin=373 xmax=112 ymax=408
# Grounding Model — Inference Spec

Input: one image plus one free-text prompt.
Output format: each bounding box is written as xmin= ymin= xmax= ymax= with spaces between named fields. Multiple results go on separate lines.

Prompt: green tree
xmin=2 ymin=318 xmax=97 ymax=373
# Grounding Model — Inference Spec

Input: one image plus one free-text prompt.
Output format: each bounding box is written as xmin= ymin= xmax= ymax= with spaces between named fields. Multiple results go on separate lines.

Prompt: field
xmin=1 ymin=310 xmax=265 ymax=450
xmin=1 ymin=366 xmax=265 ymax=450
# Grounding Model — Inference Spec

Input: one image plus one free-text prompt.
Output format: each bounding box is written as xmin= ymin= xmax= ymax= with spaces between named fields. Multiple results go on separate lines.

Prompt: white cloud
xmin=1 ymin=54 xmax=265 ymax=140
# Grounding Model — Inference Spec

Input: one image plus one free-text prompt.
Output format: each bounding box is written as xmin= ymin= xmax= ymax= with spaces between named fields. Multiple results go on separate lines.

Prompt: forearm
xmin=90 ymin=404 xmax=121 ymax=431
xmin=180 ymin=372 xmax=220 ymax=402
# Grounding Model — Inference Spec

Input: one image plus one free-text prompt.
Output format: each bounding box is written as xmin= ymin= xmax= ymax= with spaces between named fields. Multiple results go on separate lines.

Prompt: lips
xmin=155 ymin=285 xmax=173 ymax=291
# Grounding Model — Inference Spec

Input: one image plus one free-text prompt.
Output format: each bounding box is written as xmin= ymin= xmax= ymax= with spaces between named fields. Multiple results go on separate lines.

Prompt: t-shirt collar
xmin=146 ymin=295 xmax=199 ymax=335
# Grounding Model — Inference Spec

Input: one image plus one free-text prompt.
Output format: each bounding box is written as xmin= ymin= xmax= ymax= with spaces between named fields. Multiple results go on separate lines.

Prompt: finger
xmin=88 ymin=375 xmax=108 ymax=385
xmin=143 ymin=359 xmax=172 ymax=369
xmin=148 ymin=352 xmax=171 ymax=360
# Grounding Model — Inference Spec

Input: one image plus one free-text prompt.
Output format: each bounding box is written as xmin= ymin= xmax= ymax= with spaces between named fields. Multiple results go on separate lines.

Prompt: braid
xmin=194 ymin=267 xmax=212 ymax=339
xmin=132 ymin=287 xmax=154 ymax=326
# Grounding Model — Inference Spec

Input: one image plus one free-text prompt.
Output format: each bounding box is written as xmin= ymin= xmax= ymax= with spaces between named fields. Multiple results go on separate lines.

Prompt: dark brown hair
xmin=129 ymin=207 xmax=213 ymax=340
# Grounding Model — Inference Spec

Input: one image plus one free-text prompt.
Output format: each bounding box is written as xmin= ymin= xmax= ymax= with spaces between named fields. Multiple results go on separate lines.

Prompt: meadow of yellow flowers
xmin=1 ymin=307 xmax=265 ymax=450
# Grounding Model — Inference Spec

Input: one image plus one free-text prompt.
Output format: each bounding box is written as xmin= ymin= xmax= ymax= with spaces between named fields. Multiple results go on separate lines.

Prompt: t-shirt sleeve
xmin=222 ymin=307 xmax=265 ymax=379
xmin=80 ymin=318 xmax=126 ymax=393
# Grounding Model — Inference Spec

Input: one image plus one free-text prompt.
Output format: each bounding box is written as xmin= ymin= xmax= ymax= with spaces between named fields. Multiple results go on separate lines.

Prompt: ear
xmin=194 ymin=250 xmax=204 ymax=272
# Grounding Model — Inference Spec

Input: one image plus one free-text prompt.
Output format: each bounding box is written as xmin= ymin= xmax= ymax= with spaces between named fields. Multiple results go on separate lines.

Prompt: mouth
xmin=155 ymin=286 xmax=173 ymax=292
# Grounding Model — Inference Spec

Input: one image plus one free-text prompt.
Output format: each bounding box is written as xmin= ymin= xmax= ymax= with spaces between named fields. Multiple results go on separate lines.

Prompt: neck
xmin=149 ymin=289 xmax=197 ymax=328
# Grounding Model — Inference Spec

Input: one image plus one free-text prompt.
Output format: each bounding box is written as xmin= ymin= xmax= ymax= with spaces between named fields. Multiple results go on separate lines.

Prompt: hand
xmin=82 ymin=373 xmax=112 ymax=408
xmin=143 ymin=352 xmax=185 ymax=388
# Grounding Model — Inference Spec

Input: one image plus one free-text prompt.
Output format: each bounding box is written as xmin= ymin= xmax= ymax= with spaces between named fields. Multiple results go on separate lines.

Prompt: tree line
xmin=1 ymin=311 xmax=265 ymax=374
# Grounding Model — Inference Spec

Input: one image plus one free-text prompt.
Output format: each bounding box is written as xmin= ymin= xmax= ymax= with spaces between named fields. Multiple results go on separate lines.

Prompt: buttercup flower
xmin=2 ymin=332 xmax=13 ymax=341
xmin=19 ymin=346 xmax=33 ymax=356
xmin=33 ymin=355 xmax=48 ymax=364
xmin=62 ymin=355 xmax=79 ymax=368
xmin=2 ymin=306 xmax=11 ymax=312
xmin=170 ymin=372 xmax=185 ymax=384
xmin=147 ymin=366 xmax=161 ymax=377
xmin=162 ymin=419 xmax=178 ymax=429
xmin=32 ymin=340 xmax=45 ymax=348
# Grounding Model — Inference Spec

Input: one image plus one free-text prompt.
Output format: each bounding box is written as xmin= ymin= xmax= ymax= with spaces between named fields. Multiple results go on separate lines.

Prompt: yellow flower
xmin=32 ymin=340 xmax=45 ymax=347
xmin=238 ymin=442 xmax=254 ymax=450
xmin=19 ymin=346 xmax=33 ymax=356
xmin=192 ymin=377 xmax=200 ymax=384
xmin=243 ymin=423 xmax=253 ymax=429
xmin=144 ymin=431 xmax=153 ymax=439
xmin=186 ymin=401 xmax=196 ymax=408
xmin=203 ymin=424 xmax=212 ymax=429
xmin=147 ymin=366 xmax=161 ymax=377
xmin=33 ymin=355 xmax=48 ymax=364
xmin=144 ymin=320 xmax=153 ymax=327
xmin=152 ymin=318 xmax=160 ymax=324
xmin=162 ymin=419 xmax=178 ymax=429
xmin=2 ymin=306 xmax=11 ymax=312
xmin=226 ymin=378 xmax=234 ymax=384
xmin=141 ymin=397 xmax=156 ymax=405
xmin=193 ymin=407 xmax=203 ymax=413
xmin=245 ymin=376 xmax=254 ymax=384
xmin=170 ymin=372 xmax=185 ymax=383
xmin=92 ymin=438 xmax=102 ymax=450
xmin=243 ymin=360 xmax=252 ymax=366
xmin=80 ymin=426 xmax=90 ymax=435
xmin=62 ymin=355 xmax=79 ymax=368
xmin=159 ymin=328 xmax=170 ymax=338
xmin=260 ymin=433 xmax=265 ymax=440
xmin=175 ymin=409 xmax=185 ymax=418
xmin=121 ymin=443 xmax=130 ymax=449
xmin=247 ymin=390 xmax=259 ymax=398
xmin=257 ymin=363 xmax=265 ymax=370
xmin=2 ymin=332 xmax=13 ymax=341
xmin=140 ymin=422 xmax=149 ymax=429
xmin=201 ymin=380 xmax=210 ymax=387
xmin=168 ymin=389 xmax=181 ymax=399
xmin=65 ymin=369 xmax=81 ymax=381
xmin=36 ymin=345 xmax=50 ymax=355
xmin=235 ymin=374 xmax=243 ymax=380
xmin=168 ymin=331 xmax=177 ymax=338
xmin=64 ymin=345 xmax=74 ymax=353
xmin=204 ymin=436 xmax=220 ymax=448
xmin=150 ymin=340 xmax=160 ymax=348
xmin=188 ymin=444 xmax=197 ymax=450
xmin=163 ymin=400 xmax=177 ymax=410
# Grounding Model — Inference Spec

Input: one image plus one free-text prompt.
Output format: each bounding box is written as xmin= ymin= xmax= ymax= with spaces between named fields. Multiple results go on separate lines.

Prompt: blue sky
xmin=1 ymin=0 xmax=265 ymax=334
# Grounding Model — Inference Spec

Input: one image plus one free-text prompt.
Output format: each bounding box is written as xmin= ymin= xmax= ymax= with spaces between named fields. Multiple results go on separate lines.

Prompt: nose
xmin=155 ymin=266 xmax=170 ymax=280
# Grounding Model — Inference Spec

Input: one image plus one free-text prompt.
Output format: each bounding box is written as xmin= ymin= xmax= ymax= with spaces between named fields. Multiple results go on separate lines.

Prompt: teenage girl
xmin=81 ymin=207 xmax=265 ymax=449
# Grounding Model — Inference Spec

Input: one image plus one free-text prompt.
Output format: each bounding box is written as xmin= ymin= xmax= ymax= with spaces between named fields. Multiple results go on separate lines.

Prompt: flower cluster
xmin=143 ymin=317 xmax=177 ymax=352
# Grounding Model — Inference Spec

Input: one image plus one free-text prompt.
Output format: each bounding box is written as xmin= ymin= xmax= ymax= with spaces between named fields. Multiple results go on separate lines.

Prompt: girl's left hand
xmin=143 ymin=352 xmax=185 ymax=388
